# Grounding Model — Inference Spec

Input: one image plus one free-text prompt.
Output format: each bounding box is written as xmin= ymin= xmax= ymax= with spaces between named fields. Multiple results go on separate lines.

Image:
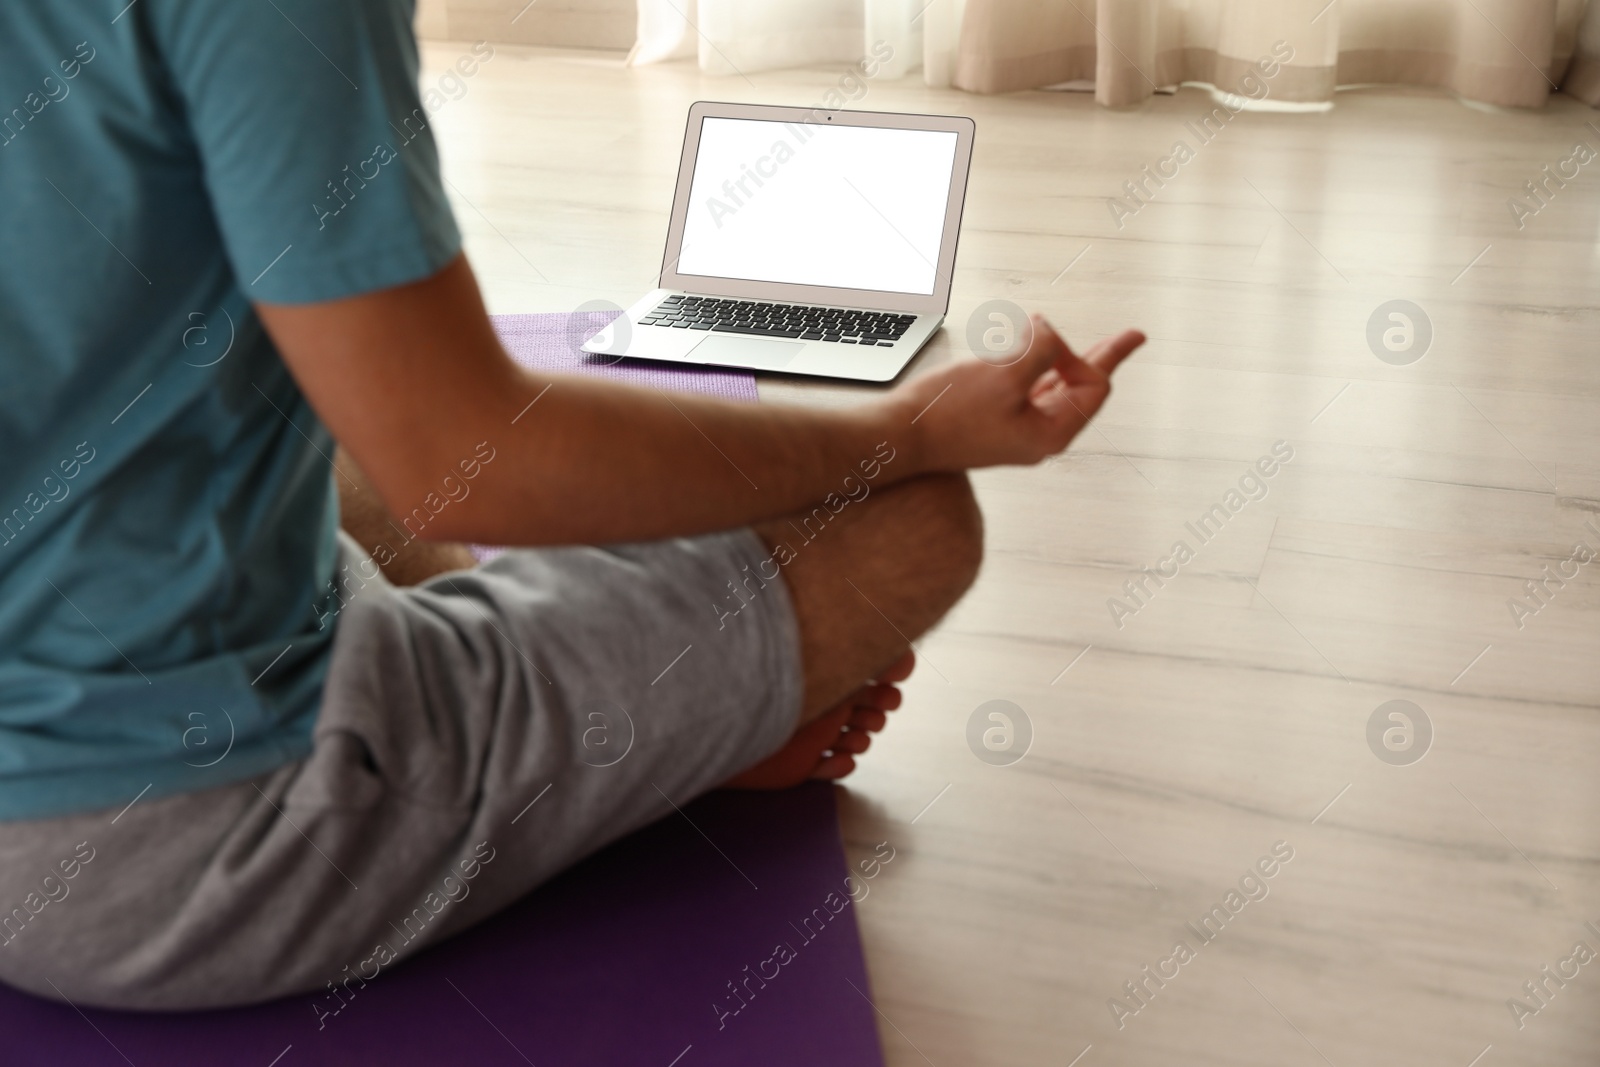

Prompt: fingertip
xmin=1090 ymin=328 xmax=1147 ymax=376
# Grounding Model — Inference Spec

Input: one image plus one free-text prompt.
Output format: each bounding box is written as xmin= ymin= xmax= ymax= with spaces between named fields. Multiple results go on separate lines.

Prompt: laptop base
xmin=584 ymin=289 xmax=939 ymax=384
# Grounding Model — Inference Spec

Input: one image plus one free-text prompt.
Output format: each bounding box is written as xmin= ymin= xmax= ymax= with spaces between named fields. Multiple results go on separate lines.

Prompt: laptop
xmin=582 ymin=101 xmax=975 ymax=383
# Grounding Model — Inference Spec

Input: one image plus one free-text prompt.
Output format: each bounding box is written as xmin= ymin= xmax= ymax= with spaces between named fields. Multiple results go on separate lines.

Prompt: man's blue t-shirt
xmin=0 ymin=1 xmax=460 ymax=819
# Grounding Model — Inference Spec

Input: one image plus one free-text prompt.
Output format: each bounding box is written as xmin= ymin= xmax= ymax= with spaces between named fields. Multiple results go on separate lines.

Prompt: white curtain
xmin=955 ymin=0 xmax=1599 ymax=108
xmin=630 ymin=0 xmax=969 ymax=87
xmin=631 ymin=0 xmax=1600 ymax=108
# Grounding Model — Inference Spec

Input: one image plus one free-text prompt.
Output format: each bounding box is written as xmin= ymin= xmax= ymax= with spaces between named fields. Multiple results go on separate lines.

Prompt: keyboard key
xmin=800 ymin=331 xmax=823 ymax=340
xmin=712 ymin=325 xmax=803 ymax=338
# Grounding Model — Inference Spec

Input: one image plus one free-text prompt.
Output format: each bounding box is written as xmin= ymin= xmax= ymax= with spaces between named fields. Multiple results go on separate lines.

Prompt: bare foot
xmin=722 ymin=652 xmax=915 ymax=790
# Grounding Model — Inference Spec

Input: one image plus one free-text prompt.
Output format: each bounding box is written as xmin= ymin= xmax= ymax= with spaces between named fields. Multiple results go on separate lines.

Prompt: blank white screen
xmin=675 ymin=117 xmax=958 ymax=297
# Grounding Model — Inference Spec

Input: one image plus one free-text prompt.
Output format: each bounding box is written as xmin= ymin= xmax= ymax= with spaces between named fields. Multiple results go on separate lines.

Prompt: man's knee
xmin=902 ymin=472 xmax=984 ymax=601
xmin=769 ymin=471 xmax=984 ymax=722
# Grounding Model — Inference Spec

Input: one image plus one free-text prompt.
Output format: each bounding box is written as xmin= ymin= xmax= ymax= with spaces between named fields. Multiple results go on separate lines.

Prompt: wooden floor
xmin=422 ymin=40 xmax=1600 ymax=1067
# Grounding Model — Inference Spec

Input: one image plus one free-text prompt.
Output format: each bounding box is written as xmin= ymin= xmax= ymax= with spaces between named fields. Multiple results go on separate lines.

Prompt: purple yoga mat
xmin=473 ymin=310 xmax=758 ymax=564
xmin=0 ymin=784 xmax=886 ymax=1066
xmin=0 ymin=313 xmax=884 ymax=1066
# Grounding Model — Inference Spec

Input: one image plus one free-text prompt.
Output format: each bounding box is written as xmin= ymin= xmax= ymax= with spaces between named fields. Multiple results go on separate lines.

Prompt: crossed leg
xmin=336 ymin=447 xmax=985 ymax=788
xmin=755 ymin=471 xmax=984 ymax=723
xmin=722 ymin=472 xmax=983 ymax=787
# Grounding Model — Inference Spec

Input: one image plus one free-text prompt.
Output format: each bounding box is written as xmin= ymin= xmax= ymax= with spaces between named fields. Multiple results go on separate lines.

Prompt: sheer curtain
xmin=632 ymin=0 xmax=1600 ymax=108
xmin=954 ymin=0 xmax=1600 ymax=107
xmin=630 ymin=0 xmax=969 ymax=86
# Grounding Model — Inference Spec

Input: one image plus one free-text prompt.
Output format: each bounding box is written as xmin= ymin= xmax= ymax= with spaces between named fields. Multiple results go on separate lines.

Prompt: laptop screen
xmin=675 ymin=116 xmax=960 ymax=298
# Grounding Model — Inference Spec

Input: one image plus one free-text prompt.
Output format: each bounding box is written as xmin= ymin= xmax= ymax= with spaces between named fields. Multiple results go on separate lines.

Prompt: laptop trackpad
xmin=690 ymin=335 xmax=803 ymax=370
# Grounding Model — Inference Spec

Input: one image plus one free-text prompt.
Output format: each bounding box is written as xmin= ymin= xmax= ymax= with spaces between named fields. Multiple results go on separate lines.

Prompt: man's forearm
xmin=261 ymin=255 xmax=927 ymax=549
xmin=413 ymin=367 xmax=920 ymax=546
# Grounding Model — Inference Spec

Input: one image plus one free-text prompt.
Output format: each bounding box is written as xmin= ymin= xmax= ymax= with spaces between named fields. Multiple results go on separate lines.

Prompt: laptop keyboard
xmin=639 ymin=296 xmax=914 ymax=346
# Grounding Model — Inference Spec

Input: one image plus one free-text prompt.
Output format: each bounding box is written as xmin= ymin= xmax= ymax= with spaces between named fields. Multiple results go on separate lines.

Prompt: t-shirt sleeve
xmin=150 ymin=0 xmax=461 ymax=304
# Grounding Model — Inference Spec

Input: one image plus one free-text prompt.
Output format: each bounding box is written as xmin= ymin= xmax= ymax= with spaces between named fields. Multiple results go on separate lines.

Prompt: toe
xmin=831 ymin=728 xmax=872 ymax=756
xmin=848 ymin=708 xmax=887 ymax=733
xmin=810 ymin=753 xmax=857 ymax=780
xmin=875 ymin=650 xmax=916 ymax=684
xmin=858 ymin=683 xmax=903 ymax=711
xmin=802 ymin=704 xmax=852 ymax=740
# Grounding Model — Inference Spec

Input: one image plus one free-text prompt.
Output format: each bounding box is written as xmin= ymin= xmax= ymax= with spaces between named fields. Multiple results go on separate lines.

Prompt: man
xmin=0 ymin=0 xmax=1142 ymax=1009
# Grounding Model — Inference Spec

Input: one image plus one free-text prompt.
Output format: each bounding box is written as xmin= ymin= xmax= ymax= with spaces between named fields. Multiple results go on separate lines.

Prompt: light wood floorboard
xmin=422 ymin=40 xmax=1600 ymax=1067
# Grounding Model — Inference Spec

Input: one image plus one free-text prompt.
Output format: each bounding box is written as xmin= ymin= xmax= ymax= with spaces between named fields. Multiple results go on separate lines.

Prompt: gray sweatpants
xmin=0 ymin=530 xmax=802 ymax=1010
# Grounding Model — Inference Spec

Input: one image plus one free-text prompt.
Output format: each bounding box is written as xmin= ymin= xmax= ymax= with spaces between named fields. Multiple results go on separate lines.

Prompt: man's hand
xmin=894 ymin=316 xmax=1145 ymax=473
